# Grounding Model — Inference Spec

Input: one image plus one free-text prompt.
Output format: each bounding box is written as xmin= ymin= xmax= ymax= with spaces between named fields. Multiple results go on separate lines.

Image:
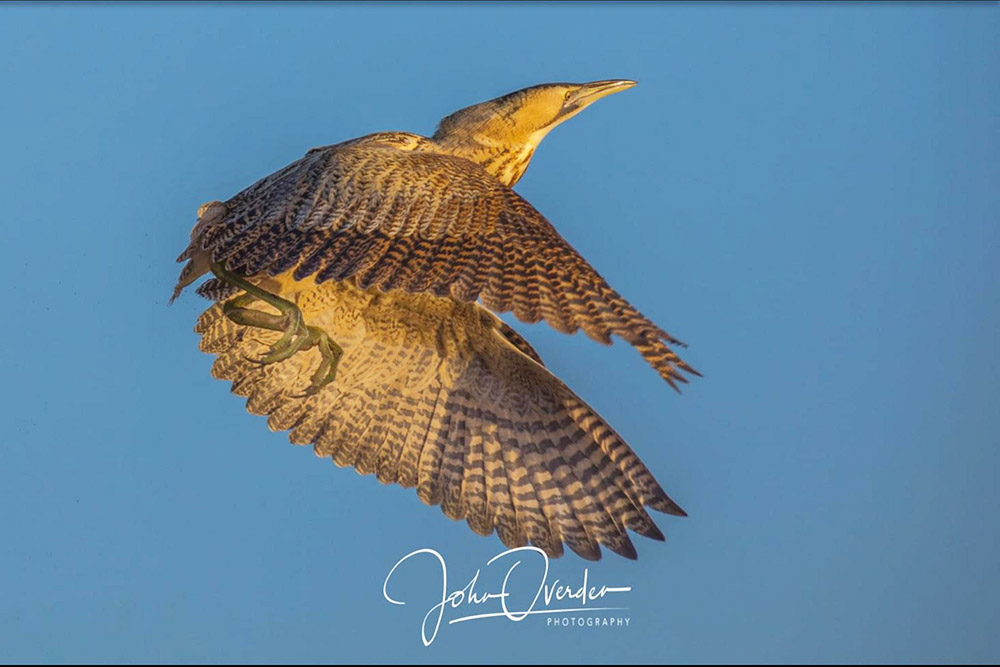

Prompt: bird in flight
xmin=174 ymin=80 xmax=699 ymax=560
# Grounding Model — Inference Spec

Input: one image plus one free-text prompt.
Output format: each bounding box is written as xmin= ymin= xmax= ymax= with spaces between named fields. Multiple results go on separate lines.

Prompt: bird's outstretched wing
xmin=195 ymin=277 xmax=685 ymax=560
xmin=179 ymin=136 xmax=698 ymax=388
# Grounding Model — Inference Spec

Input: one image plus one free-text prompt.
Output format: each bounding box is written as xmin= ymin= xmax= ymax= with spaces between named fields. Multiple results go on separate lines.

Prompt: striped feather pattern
xmin=194 ymin=277 xmax=686 ymax=560
xmin=177 ymin=133 xmax=699 ymax=389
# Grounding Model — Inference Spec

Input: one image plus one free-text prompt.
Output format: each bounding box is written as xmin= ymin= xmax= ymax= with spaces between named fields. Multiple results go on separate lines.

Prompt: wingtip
xmin=568 ymin=542 xmax=603 ymax=562
xmin=665 ymin=502 xmax=688 ymax=518
xmin=618 ymin=543 xmax=639 ymax=560
xmin=648 ymin=495 xmax=688 ymax=518
xmin=641 ymin=521 xmax=666 ymax=542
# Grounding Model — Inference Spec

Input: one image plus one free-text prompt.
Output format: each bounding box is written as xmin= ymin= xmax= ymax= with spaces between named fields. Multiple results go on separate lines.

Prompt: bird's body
xmin=175 ymin=80 xmax=698 ymax=560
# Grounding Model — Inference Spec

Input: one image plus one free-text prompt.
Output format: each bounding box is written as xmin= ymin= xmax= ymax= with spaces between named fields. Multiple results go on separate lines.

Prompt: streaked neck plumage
xmin=432 ymin=130 xmax=548 ymax=188
xmin=431 ymin=103 xmax=558 ymax=188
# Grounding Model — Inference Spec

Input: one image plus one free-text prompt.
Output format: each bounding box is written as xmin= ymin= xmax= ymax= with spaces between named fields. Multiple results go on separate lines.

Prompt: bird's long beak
xmin=570 ymin=79 xmax=637 ymax=109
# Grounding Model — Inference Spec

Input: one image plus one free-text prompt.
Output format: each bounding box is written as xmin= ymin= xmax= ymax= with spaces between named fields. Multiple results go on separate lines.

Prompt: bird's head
xmin=433 ymin=80 xmax=637 ymax=186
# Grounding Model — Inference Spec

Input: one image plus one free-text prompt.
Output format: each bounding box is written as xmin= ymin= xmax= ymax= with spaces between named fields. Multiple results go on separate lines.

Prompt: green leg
xmin=291 ymin=326 xmax=343 ymax=397
xmin=212 ymin=262 xmax=343 ymax=393
xmin=212 ymin=262 xmax=307 ymax=362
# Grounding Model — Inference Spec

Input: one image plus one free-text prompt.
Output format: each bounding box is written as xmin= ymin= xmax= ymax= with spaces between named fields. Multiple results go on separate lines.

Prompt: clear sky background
xmin=1 ymin=2 xmax=998 ymax=664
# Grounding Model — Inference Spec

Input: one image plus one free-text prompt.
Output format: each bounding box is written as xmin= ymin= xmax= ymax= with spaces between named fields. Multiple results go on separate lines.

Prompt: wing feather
xmin=194 ymin=278 xmax=684 ymax=560
xmin=180 ymin=136 xmax=696 ymax=386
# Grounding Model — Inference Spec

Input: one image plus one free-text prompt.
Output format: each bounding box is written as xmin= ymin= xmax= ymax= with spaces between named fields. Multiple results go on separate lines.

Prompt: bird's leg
xmin=224 ymin=299 xmax=342 ymax=394
xmin=221 ymin=292 xmax=293 ymax=354
xmin=211 ymin=261 xmax=308 ymax=362
xmin=210 ymin=262 xmax=343 ymax=391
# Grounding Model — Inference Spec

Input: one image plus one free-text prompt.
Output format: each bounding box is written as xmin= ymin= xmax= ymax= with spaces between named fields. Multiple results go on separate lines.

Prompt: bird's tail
xmin=170 ymin=200 xmax=229 ymax=304
xmin=169 ymin=253 xmax=209 ymax=304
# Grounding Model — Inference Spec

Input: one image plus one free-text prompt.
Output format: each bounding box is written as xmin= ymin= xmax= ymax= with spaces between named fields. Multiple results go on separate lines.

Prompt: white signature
xmin=382 ymin=547 xmax=632 ymax=646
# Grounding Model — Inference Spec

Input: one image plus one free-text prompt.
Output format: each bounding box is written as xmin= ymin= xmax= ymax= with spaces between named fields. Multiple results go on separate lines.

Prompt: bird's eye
xmin=563 ymin=90 xmax=574 ymax=101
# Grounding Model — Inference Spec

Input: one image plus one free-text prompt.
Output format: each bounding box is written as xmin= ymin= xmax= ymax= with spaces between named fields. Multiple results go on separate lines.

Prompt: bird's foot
xmin=229 ymin=305 xmax=343 ymax=394
xmin=211 ymin=260 xmax=343 ymax=393
xmin=247 ymin=307 xmax=309 ymax=365
xmin=290 ymin=326 xmax=344 ymax=397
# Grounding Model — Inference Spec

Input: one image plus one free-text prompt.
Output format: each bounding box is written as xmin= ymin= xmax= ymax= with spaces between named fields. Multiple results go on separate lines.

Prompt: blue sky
xmin=1 ymin=2 xmax=998 ymax=663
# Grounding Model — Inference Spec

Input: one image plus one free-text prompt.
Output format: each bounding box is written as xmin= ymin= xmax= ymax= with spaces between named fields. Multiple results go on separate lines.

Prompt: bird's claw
xmin=245 ymin=311 xmax=311 ymax=365
xmin=290 ymin=326 xmax=343 ymax=398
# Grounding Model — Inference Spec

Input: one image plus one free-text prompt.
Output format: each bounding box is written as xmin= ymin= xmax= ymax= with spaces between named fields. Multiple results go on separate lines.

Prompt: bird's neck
xmin=431 ymin=127 xmax=548 ymax=188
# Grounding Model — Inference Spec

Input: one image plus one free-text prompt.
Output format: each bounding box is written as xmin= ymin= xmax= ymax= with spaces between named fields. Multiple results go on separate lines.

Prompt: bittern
xmin=174 ymin=80 xmax=699 ymax=560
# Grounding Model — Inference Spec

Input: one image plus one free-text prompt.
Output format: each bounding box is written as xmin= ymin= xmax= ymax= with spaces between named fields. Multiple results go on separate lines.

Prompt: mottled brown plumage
xmin=175 ymin=80 xmax=697 ymax=559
